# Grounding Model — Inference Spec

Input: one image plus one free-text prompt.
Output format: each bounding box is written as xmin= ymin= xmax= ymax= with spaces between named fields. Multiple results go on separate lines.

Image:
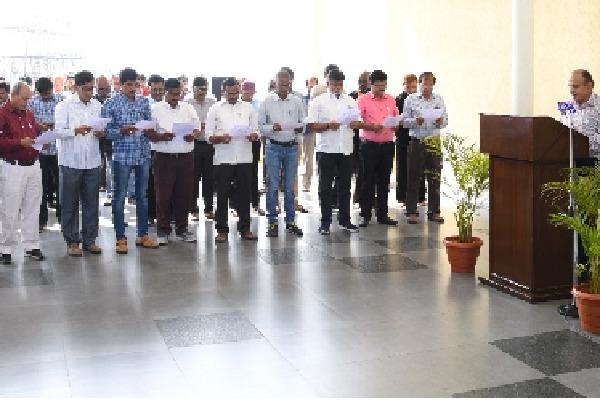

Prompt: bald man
xmin=0 ymin=82 xmax=46 ymax=264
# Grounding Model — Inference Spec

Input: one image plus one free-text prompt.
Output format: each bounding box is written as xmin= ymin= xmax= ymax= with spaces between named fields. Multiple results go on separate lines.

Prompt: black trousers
xmin=191 ymin=141 xmax=215 ymax=213
xmin=215 ymin=163 xmax=252 ymax=234
xmin=317 ymin=152 xmax=353 ymax=225
xmin=251 ymin=140 xmax=261 ymax=208
xmin=406 ymin=139 xmax=441 ymax=216
xmin=396 ymin=141 xmax=426 ymax=203
xmin=39 ymin=153 xmax=61 ymax=225
xmin=360 ymin=141 xmax=395 ymax=220
xmin=147 ymin=150 xmax=156 ymax=221
xmin=99 ymin=138 xmax=112 ymax=189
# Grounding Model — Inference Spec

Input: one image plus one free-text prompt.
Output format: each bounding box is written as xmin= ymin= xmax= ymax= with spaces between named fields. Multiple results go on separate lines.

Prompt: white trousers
xmin=0 ymin=160 xmax=43 ymax=254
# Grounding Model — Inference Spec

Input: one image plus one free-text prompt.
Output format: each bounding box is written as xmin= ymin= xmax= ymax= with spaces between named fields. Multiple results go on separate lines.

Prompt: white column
xmin=512 ymin=0 xmax=534 ymax=116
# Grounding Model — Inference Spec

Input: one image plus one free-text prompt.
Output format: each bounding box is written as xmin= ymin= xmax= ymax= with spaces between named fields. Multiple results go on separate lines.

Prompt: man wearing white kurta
xmin=206 ymin=78 xmax=260 ymax=243
xmin=55 ymin=71 xmax=104 ymax=256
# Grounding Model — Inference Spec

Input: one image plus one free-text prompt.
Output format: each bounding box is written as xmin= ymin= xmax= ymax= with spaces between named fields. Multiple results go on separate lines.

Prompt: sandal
xmin=240 ymin=231 xmax=258 ymax=241
xmin=215 ymin=233 xmax=228 ymax=243
xmin=407 ymin=214 xmax=419 ymax=224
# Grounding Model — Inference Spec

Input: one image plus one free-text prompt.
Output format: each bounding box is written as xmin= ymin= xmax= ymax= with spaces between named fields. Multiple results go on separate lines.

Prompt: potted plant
xmin=424 ymin=134 xmax=490 ymax=273
xmin=542 ymin=166 xmax=600 ymax=334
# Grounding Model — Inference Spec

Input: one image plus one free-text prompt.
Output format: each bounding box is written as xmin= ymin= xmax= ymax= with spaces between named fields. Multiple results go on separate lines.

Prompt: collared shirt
xmin=306 ymin=91 xmax=358 ymax=155
xmin=185 ymin=97 xmax=216 ymax=141
xmin=358 ymin=93 xmax=399 ymax=142
xmin=0 ymin=102 xmax=41 ymax=162
xmin=258 ymin=92 xmax=306 ymax=142
xmin=151 ymin=101 xmax=199 ymax=154
xmin=402 ymin=93 xmax=448 ymax=139
xmin=54 ymin=95 xmax=102 ymax=169
xmin=570 ymin=93 xmax=600 ymax=158
xmin=28 ymin=93 xmax=64 ymax=155
xmin=206 ymin=100 xmax=258 ymax=165
xmin=100 ymin=93 xmax=152 ymax=165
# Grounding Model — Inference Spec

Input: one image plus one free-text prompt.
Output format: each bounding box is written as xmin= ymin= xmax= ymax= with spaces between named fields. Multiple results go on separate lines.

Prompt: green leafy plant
xmin=542 ymin=166 xmax=600 ymax=294
xmin=423 ymin=134 xmax=490 ymax=243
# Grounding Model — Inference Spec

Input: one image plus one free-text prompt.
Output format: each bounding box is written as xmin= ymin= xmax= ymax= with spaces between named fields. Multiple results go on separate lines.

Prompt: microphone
xmin=557 ymin=101 xmax=576 ymax=115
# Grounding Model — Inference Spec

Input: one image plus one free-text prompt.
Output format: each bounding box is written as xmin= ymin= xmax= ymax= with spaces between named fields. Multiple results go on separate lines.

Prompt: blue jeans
xmin=112 ymin=160 xmax=150 ymax=240
xmin=60 ymin=166 xmax=100 ymax=247
xmin=265 ymin=142 xmax=298 ymax=224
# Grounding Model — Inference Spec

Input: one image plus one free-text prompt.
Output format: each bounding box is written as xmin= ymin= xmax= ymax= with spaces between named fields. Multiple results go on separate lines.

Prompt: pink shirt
xmin=357 ymin=93 xmax=399 ymax=142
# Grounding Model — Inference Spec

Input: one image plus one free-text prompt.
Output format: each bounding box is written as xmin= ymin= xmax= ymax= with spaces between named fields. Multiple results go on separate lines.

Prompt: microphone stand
xmin=558 ymin=109 xmax=579 ymax=318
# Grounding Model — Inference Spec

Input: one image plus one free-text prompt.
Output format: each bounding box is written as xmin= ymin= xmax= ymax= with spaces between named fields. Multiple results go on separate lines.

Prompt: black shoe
xmin=286 ymin=222 xmax=303 ymax=237
xmin=377 ymin=216 xmax=398 ymax=226
xmin=358 ymin=217 xmax=370 ymax=228
xmin=104 ymin=199 xmax=112 ymax=206
xmin=318 ymin=223 xmax=330 ymax=235
xmin=266 ymin=223 xmax=278 ymax=237
xmin=340 ymin=222 xmax=359 ymax=233
xmin=1 ymin=253 xmax=11 ymax=265
xmin=25 ymin=249 xmax=45 ymax=261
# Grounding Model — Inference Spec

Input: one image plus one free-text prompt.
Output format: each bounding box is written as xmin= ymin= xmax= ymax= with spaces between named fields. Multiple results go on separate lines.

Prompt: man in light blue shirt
xmin=258 ymin=69 xmax=305 ymax=237
xmin=55 ymin=71 xmax=103 ymax=256
xmin=402 ymin=72 xmax=448 ymax=224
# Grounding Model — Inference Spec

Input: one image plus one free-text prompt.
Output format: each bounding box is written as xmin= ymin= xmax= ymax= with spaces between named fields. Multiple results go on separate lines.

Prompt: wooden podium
xmin=479 ymin=114 xmax=589 ymax=303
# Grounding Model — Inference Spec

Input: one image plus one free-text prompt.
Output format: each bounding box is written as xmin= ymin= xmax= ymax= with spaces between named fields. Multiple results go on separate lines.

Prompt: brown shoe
xmin=83 ymin=243 xmax=102 ymax=254
xmin=215 ymin=232 xmax=228 ymax=243
xmin=253 ymin=207 xmax=266 ymax=216
xmin=428 ymin=213 xmax=445 ymax=223
xmin=135 ymin=234 xmax=159 ymax=249
xmin=190 ymin=212 xmax=199 ymax=222
xmin=204 ymin=211 xmax=215 ymax=220
xmin=240 ymin=231 xmax=258 ymax=241
xmin=407 ymin=214 xmax=419 ymax=224
xmin=116 ymin=239 xmax=128 ymax=254
xmin=67 ymin=243 xmax=82 ymax=257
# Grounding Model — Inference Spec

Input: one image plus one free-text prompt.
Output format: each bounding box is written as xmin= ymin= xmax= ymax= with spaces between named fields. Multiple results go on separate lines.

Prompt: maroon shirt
xmin=0 ymin=101 xmax=40 ymax=162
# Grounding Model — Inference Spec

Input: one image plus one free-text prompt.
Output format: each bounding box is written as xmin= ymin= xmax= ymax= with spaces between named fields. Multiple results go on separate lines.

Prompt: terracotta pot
xmin=572 ymin=284 xmax=600 ymax=334
xmin=443 ymin=236 xmax=484 ymax=273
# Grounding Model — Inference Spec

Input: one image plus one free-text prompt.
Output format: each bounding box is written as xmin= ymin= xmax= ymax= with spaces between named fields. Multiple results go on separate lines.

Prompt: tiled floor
xmin=0 ymin=187 xmax=599 ymax=397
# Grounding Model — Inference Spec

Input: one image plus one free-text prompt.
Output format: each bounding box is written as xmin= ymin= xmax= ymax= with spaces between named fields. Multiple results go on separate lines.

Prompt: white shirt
xmin=151 ymin=101 xmax=199 ymax=153
xmin=306 ymin=91 xmax=358 ymax=155
xmin=54 ymin=95 xmax=102 ymax=169
xmin=206 ymin=100 xmax=259 ymax=165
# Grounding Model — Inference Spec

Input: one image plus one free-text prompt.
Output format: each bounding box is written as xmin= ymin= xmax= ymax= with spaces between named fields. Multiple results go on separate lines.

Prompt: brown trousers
xmin=153 ymin=152 xmax=194 ymax=236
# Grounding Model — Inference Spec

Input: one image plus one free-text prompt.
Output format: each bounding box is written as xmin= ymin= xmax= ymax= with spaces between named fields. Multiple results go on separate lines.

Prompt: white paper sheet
xmin=33 ymin=130 xmax=61 ymax=151
xmin=230 ymin=125 xmax=251 ymax=138
xmin=135 ymin=120 xmax=156 ymax=130
xmin=280 ymin=122 xmax=304 ymax=131
xmin=88 ymin=117 xmax=111 ymax=131
xmin=336 ymin=108 xmax=360 ymax=125
xmin=171 ymin=122 xmax=196 ymax=143
xmin=420 ymin=108 xmax=443 ymax=121
xmin=382 ymin=115 xmax=403 ymax=128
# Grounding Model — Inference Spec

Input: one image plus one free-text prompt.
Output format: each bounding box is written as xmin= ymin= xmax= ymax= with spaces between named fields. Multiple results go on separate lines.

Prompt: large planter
xmin=572 ymin=284 xmax=600 ymax=334
xmin=444 ymin=236 xmax=484 ymax=273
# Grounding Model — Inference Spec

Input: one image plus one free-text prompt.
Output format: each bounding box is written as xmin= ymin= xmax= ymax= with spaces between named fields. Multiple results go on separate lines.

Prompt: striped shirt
xmin=28 ymin=93 xmax=64 ymax=155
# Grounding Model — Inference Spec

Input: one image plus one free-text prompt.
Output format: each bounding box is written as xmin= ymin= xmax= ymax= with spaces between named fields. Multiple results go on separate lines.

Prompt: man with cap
xmin=101 ymin=67 xmax=160 ymax=254
xmin=186 ymin=76 xmax=217 ymax=221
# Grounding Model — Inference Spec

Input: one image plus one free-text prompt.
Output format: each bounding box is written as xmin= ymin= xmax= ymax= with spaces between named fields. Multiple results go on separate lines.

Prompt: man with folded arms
xmin=258 ymin=69 xmax=305 ymax=238
xmin=357 ymin=70 xmax=400 ymax=227
xmin=101 ymin=67 xmax=160 ymax=254
xmin=307 ymin=69 xmax=362 ymax=235
xmin=54 ymin=70 xmax=104 ymax=256
xmin=0 ymin=82 xmax=45 ymax=264
xmin=402 ymin=72 xmax=448 ymax=224
xmin=206 ymin=78 xmax=260 ymax=243
xmin=151 ymin=78 xmax=200 ymax=245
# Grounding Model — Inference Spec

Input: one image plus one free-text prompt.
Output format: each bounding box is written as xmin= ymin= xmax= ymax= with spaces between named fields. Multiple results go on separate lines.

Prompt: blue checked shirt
xmin=28 ymin=93 xmax=65 ymax=155
xmin=402 ymin=93 xmax=448 ymax=140
xmin=101 ymin=93 xmax=152 ymax=165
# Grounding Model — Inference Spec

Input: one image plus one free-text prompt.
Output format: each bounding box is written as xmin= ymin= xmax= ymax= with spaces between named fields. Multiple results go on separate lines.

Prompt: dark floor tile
xmin=155 ymin=311 xmax=262 ymax=348
xmin=340 ymin=254 xmax=428 ymax=273
xmin=491 ymin=329 xmax=600 ymax=376
xmin=453 ymin=377 xmax=584 ymax=398
xmin=0 ymin=269 xmax=54 ymax=288
xmin=374 ymin=236 xmax=443 ymax=252
xmin=256 ymin=248 xmax=335 ymax=266
xmin=566 ymin=319 xmax=600 ymax=344
xmin=304 ymin=232 xmax=370 ymax=245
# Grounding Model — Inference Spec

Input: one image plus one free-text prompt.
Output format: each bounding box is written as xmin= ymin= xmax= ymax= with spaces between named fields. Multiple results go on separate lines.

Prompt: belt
xmin=361 ymin=140 xmax=394 ymax=146
xmin=2 ymin=158 xmax=37 ymax=166
xmin=269 ymin=139 xmax=297 ymax=147
xmin=155 ymin=152 xmax=192 ymax=158
xmin=196 ymin=140 xmax=210 ymax=144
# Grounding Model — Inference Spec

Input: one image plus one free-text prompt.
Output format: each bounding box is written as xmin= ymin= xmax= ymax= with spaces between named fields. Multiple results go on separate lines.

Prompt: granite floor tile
xmin=155 ymin=311 xmax=262 ymax=348
xmin=0 ymin=360 xmax=71 ymax=397
xmin=0 ymin=269 xmax=54 ymax=288
xmin=256 ymin=247 xmax=335 ymax=265
xmin=553 ymin=367 xmax=600 ymax=398
xmin=340 ymin=253 xmax=428 ymax=273
xmin=374 ymin=235 xmax=444 ymax=252
xmin=491 ymin=329 xmax=600 ymax=375
xmin=453 ymin=377 xmax=584 ymax=398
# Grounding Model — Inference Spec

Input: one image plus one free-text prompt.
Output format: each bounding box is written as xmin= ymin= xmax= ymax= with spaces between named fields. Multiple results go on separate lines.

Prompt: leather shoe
xmin=358 ymin=217 xmax=370 ymax=227
xmin=377 ymin=216 xmax=398 ymax=226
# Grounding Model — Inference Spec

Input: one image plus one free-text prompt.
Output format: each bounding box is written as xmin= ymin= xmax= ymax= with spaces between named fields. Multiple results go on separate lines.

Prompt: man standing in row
xmin=0 ymin=82 xmax=45 ymax=264
xmin=357 ymin=70 xmax=399 ymax=227
xmin=152 ymin=78 xmax=199 ymax=245
xmin=307 ymin=69 xmax=361 ymax=235
xmin=403 ymin=72 xmax=447 ymax=224
xmin=55 ymin=70 xmax=104 ymax=256
xmin=259 ymin=69 xmax=305 ymax=238
xmin=206 ymin=78 xmax=259 ymax=243
xmin=101 ymin=67 xmax=160 ymax=254
xmin=186 ymin=76 xmax=216 ymax=221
